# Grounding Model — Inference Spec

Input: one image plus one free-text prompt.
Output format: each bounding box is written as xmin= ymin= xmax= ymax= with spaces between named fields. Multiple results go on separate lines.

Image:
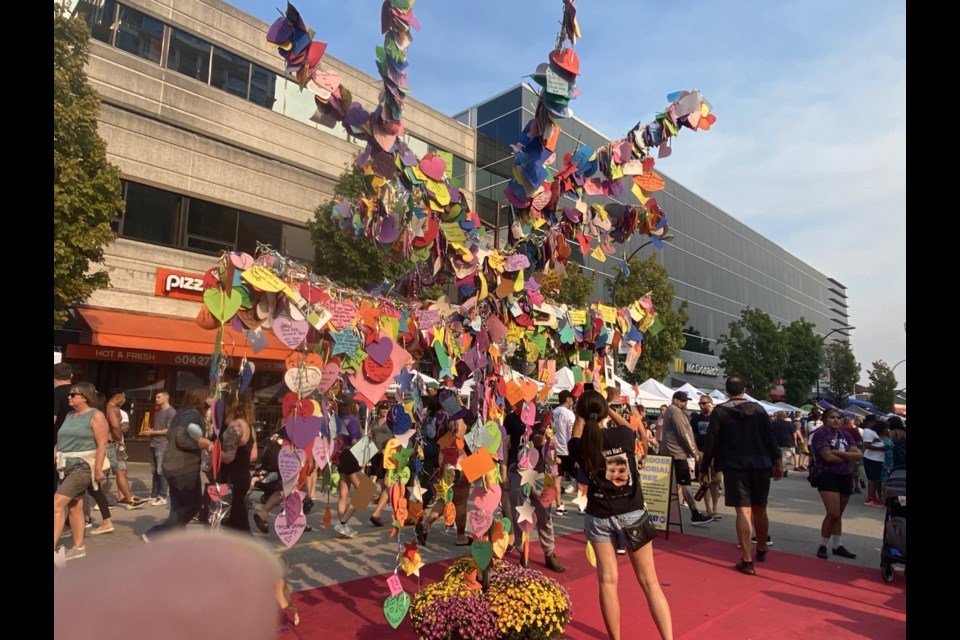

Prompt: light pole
xmin=816 ymin=325 xmax=856 ymax=404
xmin=624 ymin=234 xmax=675 ymax=263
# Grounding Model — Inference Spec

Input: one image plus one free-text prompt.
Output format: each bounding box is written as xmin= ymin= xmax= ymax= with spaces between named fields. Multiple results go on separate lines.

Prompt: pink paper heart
xmin=471 ymin=484 xmax=502 ymax=514
xmin=229 ymin=252 xmax=254 ymax=269
xmin=366 ymin=337 xmax=394 ymax=365
xmin=273 ymin=315 xmax=309 ymax=349
xmin=503 ymin=254 xmax=530 ymax=272
xmin=283 ymin=491 xmax=303 ymax=526
xmin=419 ymin=153 xmax=447 ymax=181
xmin=329 ymin=300 xmax=358 ymax=330
xmin=317 ymin=359 xmax=341 ymax=394
xmin=526 ymin=447 xmax=540 ymax=470
xmin=468 ymin=508 xmax=494 ymax=537
xmin=278 ymin=446 xmax=306 ymax=483
xmin=274 ymin=512 xmax=307 ymax=548
xmin=312 ymin=436 xmax=333 ymax=470
xmin=521 ymin=402 xmax=536 ymax=426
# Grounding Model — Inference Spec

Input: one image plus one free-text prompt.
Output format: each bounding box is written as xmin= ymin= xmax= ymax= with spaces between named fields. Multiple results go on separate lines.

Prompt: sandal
xmin=735 ymin=560 xmax=756 ymax=575
xmin=455 ymin=536 xmax=471 ymax=546
xmin=253 ymin=513 xmax=269 ymax=533
xmin=370 ymin=515 xmax=384 ymax=527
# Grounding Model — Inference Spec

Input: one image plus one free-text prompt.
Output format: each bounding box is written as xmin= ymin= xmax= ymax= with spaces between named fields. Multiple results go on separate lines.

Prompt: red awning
xmin=75 ymin=308 xmax=290 ymax=361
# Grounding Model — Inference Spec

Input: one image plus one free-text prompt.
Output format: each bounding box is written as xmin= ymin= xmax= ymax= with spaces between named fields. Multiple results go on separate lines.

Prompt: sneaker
xmin=832 ymin=545 xmax=857 ymax=559
xmin=151 ymin=497 xmax=168 ymax=507
xmin=616 ymin=547 xmax=627 ymax=555
xmin=121 ymin=500 xmax=146 ymax=511
xmin=751 ymin=535 xmax=773 ymax=546
xmin=85 ymin=518 xmax=94 ymax=528
xmin=869 ymin=499 xmax=885 ymax=507
xmin=64 ymin=546 xmax=86 ymax=561
xmin=816 ymin=545 xmax=828 ymax=559
xmin=555 ymin=505 xmax=567 ymax=516
xmin=141 ymin=533 xmax=151 ymax=544
xmin=690 ymin=512 xmax=714 ymax=525
xmin=334 ymin=523 xmax=357 ymax=538
xmin=54 ymin=547 xmax=66 ymax=570
xmin=735 ymin=560 xmax=755 ymax=575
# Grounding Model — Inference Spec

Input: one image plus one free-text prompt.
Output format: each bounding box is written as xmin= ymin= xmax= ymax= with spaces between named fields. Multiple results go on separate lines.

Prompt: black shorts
xmin=558 ymin=455 xmax=577 ymax=479
xmin=817 ymin=472 xmax=854 ymax=495
xmin=337 ymin=450 xmax=361 ymax=476
xmin=369 ymin=452 xmax=387 ymax=480
xmin=723 ymin=468 xmax=772 ymax=508
xmin=863 ymin=458 xmax=883 ymax=483
xmin=673 ymin=459 xmax=693 ymax=486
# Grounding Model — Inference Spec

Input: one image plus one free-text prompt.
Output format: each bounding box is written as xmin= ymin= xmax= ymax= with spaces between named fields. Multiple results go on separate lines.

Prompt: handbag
xmin=593 ymin=471 xmax=659 ymax=552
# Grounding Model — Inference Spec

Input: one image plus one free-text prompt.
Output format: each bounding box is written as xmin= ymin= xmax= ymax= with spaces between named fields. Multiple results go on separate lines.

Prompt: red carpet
xmin=283 ymin=532 xmax=906 ymax=639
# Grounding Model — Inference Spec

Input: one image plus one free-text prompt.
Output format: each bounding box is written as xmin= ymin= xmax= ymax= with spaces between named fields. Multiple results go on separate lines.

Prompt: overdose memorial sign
xmin=640 ymin=455 xmax=673 ymax=531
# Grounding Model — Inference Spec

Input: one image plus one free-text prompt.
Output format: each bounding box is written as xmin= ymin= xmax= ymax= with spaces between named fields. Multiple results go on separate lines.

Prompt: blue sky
xmin=231 ymin=0 xmax=906 ymax=390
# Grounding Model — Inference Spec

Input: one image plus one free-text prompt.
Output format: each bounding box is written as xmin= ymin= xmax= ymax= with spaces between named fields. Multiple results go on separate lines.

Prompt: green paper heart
xmin=443 ymin=487 xmax=453 ymax=503
xmin=560 ymin=325 xmax=575 ymax=345
xmin=391 ymin=0 xmax=413 ymax=10
xmin=203 ymin=289 xmax=242 ymax=322
xmin=387 ymin=466 xmax=411 ymax=486
xmin=383 ymin=591 xmax=410 ymax=629
xmin=500 ymin=517 xmax=512 ymax=534
xmin=471 ymin=540 xmax=493 ymax=571
xmin=236 ymin=285 xmax=253 ymax=308
xmin=484 ymin=420 xmax=502 ymax=456
xmin=393 ymin=447 xmax=414 ymax=469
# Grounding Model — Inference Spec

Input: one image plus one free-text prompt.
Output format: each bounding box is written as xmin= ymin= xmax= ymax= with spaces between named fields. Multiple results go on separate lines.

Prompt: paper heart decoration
xmin=284 ymin=366 xmax=322 ymax=394
xmin=273 ymin=315 xmax=309 ymax=349
xmin=286 ymin=415 xmax=323 ymax=450
xmin=383 ymin=592 xmax=411 ymax=630
xmin=503 ymin=254 xmax=530 ymax=272
xmin=470 ymin=540 xmax=493 ymax=571
xmin=519 ymin=379 xmax=539 ymax=403
xmin=471 ymin=483 xmax=502 ymax=513
xmin=317 ymin=358 xmax=341 ymax=394
xmin=468 ymin=508 xmax=493 ymax=537
xmin=329 ymin=300 xmax=358 ymax=330
xmin=526 ymin=446 xmax=540 ymax=470
xmin=366 ymin=337 xmax=394 ymax=365
xmin=283 ymin=491 xmax=303 ymax=526
xmin=274 ymin=512 xmax=307 ymax=548
xmin=278 ymin=446 xmax=306 ymax=483
xmin=206 ymin=483 xmax=231 ymax=502
xmin=418 ymin=153 xmax=446 ymax=181
xmin=203 ymin=289 xmax=242 ymax=322
xmin=229 ymin=252 xmax=254 ymax=269
xmin=633 ymin=170 xmax=665 ymax=192
xmin=484 ymin=421 xmax=502 ymax=456
xmin=492 ymin=533 xmax=510 ymax=559
xmin=312 ymin=435 xmax=333 ymax=470
xmin=521 ymin=402 xmax=536 ymax=426
xmin=362 ymin=356 xmax=393 ymax=383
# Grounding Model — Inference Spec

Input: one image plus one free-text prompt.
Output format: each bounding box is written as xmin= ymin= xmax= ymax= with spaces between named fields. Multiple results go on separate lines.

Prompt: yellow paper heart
xmin=425 ymin=179 xmax=450 ymax=206
xmin=586 ymin=540 xmax=597 ymax=567
xmin=492 ymin=534 xmax=509 ymax=559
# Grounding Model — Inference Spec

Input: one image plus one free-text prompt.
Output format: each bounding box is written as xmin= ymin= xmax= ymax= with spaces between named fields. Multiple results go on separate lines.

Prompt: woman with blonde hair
xmin=54 ymin=382 xmax=110 ymax=561
xmin=218 ymin=391 xmax=258 ymax=532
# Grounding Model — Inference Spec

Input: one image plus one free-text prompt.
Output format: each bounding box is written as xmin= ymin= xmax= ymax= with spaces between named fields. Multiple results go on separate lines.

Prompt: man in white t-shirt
xmin=860 ymin=415 xmax=888 ymax=507
xmin=551 ymin=390 xmax=576 ymax=502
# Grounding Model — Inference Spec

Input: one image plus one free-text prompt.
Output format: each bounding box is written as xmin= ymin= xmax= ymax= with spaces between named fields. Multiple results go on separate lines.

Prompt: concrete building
xmin=455 ymin=84 xmax=852 ymax=391
xmin=59 ymin=0 xmax=475 ymax=427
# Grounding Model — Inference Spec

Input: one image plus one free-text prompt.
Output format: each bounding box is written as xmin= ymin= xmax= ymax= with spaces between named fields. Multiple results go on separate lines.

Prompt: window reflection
xmin=115 ymin=4 xmax=163 ymax=63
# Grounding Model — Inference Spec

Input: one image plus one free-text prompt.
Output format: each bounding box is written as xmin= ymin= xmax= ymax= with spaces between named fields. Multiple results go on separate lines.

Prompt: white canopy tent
xmin=774 ymin=402 xmax=807 ymax=417
xmin=675 ymin=383 xmax=707 ymax=402
xmin=639 ymin=378 xmax=676 ymax=401
xmin=708 ymin=389 xmax=728 ymax=403
xmin=744 ymin=394 xmax=783 ymax=416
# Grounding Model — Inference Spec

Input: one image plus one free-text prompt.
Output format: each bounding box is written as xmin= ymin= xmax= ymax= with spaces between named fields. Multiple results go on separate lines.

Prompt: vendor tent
xmin=774 ymin=402 xmax=807 ymax=417
xmin=708 ymin=389 xmax=729 ymax=403
xmin=639 ymin=378 xmax=676 ymax=401
xmin=675 ymin=383 xmax=707 ymax=402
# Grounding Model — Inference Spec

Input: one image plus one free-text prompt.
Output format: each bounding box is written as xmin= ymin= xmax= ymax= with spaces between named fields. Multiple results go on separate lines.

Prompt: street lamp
xmin=816 ymin=325 xmax=856 ymax=404
xmin=624 ymin=234 xmax=675 ymax=262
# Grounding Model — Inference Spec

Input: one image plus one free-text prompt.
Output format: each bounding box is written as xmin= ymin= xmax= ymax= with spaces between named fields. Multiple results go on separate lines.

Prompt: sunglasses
xmin=68 ymin=392 xmax=87 ymax=400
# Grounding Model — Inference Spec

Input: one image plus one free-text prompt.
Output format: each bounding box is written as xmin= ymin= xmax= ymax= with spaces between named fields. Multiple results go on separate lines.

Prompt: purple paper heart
xmin=273 ymin=315 xmax=309 ymax=349
xmin=285 ymin=415 xmax=323 ymax=450
xmin=345 ymin=103 xmax=370 ymax=128
xmin=523 ymin=278 xmax=540 ymax=292
xmin=376 ymin=214 xmax=401 ymax=244
xmin=366 ymin=337 xmax=394 ymax=365
xmin=395 ymin=142 xmax=417 ymax=167
xmin=371 ymin=151 xmax=397 ymax=178
xmin=503 ymin=254 xmax=530 ymax=272
xmin=283 ymin=491 xmax=303 ymax=526
xmin=468 ymin=508 xmax=493 ymax=536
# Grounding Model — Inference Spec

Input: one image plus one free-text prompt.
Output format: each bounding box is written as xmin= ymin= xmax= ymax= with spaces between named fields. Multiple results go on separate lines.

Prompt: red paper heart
xmin=363 ymin=356 xmax=394 ymax=383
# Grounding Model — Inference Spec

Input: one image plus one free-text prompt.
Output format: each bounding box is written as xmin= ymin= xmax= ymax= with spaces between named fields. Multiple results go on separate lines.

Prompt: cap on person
xmin=672 ymin=391 xmax=690 ymax=402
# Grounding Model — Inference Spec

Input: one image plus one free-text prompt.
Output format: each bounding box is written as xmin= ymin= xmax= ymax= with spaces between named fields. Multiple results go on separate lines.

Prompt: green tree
xmin=781 ymin=318 xmax=824 ymax=405
xmin=608 ymin=255 xmax=688 ymax=383
xmin=555 ymin=261 xmax=595 ymax=308
xmin=308 ymin=164 xmax=442 ymax=300
xmin=868 ymin=360 xmax=897 ymax=413
xmin=54 ymin=2 xmax=124 ymax=328
xmin=824 ymin=341 xmax=860 ymax=406
xmin=717 ymin=308 xmax=787 ymax=398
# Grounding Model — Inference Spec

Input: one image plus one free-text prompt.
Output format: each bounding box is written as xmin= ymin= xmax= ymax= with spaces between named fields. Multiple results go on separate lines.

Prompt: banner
xmin=640 ymin=455 xmax=673 ymax=531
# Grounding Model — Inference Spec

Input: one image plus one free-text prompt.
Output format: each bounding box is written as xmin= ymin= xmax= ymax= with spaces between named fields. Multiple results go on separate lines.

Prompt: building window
xmin=168 ymin=28 xmax=211 ymax=83
xmin=211 ymin=46 xmax=251 ymax=100
xmin=73 ymin=0 xmax=119 ymax=45
xmin=120 ymin=181 xmax=181 ymax=246
xmin=186 ymin=199 xmax=237 ymax=254
xmin=250 ymin=65 xmax=278 ymax=109
xmin=114 ymin=4 xmax=163 ymax=63
xmin=282 ymin=225 xmax=314 ymax=263
xmin=238 ymin=212 xmax=282 ymax=256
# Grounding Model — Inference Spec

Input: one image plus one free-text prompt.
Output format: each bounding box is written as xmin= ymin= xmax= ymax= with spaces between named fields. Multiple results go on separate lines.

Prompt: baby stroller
xmin=880 ymin=466 xmax=906 ymax=582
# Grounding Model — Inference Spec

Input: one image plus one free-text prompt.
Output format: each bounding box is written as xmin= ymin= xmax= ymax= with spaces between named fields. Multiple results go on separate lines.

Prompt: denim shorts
xmin=106 ymin=442 xmax=127 ymax=472
xmin=584 ymin=508 xmax=648 ymax=545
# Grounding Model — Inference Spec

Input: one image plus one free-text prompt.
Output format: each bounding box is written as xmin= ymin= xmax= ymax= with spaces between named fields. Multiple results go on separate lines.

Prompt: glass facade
xmin=456 ymin=85 xmax=850 ymax=346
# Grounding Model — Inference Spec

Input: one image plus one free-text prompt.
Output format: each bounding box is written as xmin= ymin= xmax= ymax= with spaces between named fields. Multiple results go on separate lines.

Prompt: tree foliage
xmin=53 ymin=2 xmax=123 ymax=328
xmin=868 ymin=360 xmax=898 ymax=413
xmin=781 ymin=318 xmax=824 ymax=405
xmin=554 ymin=261 xmax=595 ymax=308
xmin=825 ymin=341 xmax=860 ymax=406
xmin=717 ymin=308 xmax=787 ymax=397
xmin=608 ymin=255 xmax=688 ymax=383
xmin=308 ymin=164 xmax=442 ymax=300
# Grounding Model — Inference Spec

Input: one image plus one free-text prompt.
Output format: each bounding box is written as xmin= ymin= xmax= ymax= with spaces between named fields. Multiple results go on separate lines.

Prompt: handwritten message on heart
xmin=329 ymin=300 xmax=358 ymax=330
xmin=312 ymin=435 xmax=333 ymax=470
xmin=273 ymin=315 xmax=309 ymax=349
xmin=383 ymin=592 xmax=411 ymax=629
xmin=274 ymin=512 xmax=306 ymax=548
xmin=283 ymin=492 xmax=303 ymax=526
xmin=284 ymin=366 xmax=322 ymax=394
xmin=317 ymin=358 xmax=341 ymax=394
xmin=468 ymin=508 xmax=493 ymax=537
xmin=363 ymin=357 xmax=394 ymax=383
xmin=472 ymin=483 xmax=502 ymax=514
xmin=278 ymin=446 xmax=306 ymax=483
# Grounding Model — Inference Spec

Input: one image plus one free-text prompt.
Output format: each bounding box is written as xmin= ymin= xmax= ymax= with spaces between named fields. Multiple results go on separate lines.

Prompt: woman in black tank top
xmin=219 ymin=393 xmax=257 ymax=532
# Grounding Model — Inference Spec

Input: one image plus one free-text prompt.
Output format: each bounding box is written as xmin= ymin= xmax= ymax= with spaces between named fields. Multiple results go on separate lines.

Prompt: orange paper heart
xmin=443 ymin=501 xmax=456 ymax=526
xmin=519 ymin=379 xmax=539 ymax=403
xmin=632 ymin=170 xmax=665 ymax=192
